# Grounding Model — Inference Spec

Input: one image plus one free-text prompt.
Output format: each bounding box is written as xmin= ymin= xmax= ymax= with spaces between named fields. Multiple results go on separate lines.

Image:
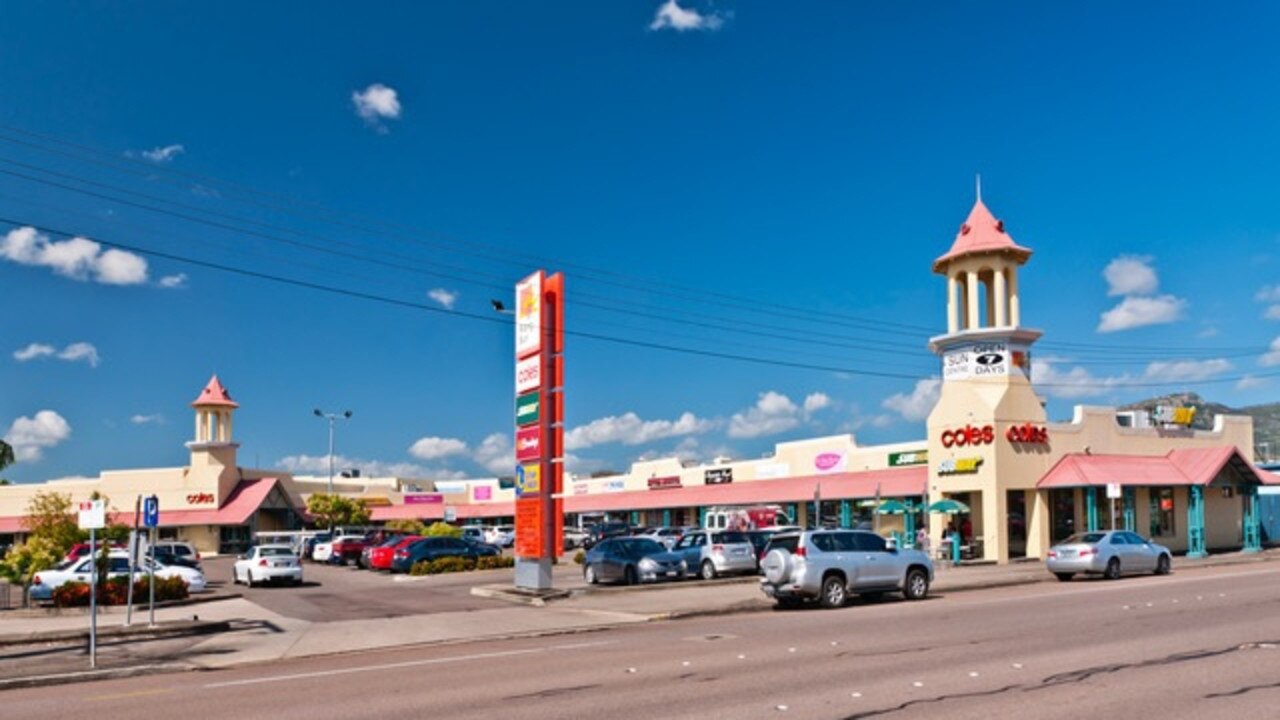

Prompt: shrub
xmin=385 ymin=519 xmax=426 ymax=535
xmin=475 ymin=555 xmax=515 ymax=570
xmin=573 ymin=550 xmax=585 ymax=565
xmin=424 ymin=522 xmax=462 ymax=539
xmin=51 ymin=576 xmax=189 ymax=608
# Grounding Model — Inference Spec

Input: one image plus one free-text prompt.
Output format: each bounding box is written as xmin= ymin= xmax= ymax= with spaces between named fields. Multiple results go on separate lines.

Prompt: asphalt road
xmin=203 ymin=556 xmax=586 ymax=622
xmin=7 ymin=563 xmax=1280 ymax=718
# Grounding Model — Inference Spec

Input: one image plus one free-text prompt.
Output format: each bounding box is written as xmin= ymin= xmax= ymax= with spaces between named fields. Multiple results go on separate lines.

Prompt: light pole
xmin=313 ymin=409 xmax=353 ymax=496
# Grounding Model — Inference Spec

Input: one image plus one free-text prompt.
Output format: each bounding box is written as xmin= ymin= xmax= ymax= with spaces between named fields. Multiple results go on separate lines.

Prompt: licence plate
xmin=665 ymin=570 xmax=678 ymax=577
xmin=1060 ymin=550 xmax=1076 ymax=558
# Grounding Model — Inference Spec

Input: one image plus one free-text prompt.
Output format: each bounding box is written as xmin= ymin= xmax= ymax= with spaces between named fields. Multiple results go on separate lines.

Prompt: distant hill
xmin=1119 ymin=392 xmax=1280 ymax=462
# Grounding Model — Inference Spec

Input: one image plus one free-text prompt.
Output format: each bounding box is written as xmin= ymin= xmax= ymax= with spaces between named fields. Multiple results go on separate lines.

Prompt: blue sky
xmin=3 ymin=1 xmax=1280 ymax=483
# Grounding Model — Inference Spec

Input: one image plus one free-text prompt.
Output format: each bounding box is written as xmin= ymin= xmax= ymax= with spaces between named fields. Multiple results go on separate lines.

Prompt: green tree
xmin=384 ymin=519 xmax=426 ymax=535
xmin=0 ymin=439 xmax=14 ymax=473
xmin=0 ymin=490 xmax=85 ymax=606
xmin=424 ymin=521 xmax=462 ymax=539
xmin=305 ymin=494 xmax=370 ymax=530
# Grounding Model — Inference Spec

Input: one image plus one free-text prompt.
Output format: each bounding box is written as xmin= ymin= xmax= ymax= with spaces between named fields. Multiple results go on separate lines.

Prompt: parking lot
xmin=202 ymin=555 xmax=588 ymax=622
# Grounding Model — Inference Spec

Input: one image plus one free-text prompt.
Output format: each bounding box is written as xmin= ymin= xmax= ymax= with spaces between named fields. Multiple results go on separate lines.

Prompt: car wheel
xmin=584 ymin=565 xmax=597 ymax=585
xmin=1104 ymin=557 xmax=1121 ymax=580
xmin=903 ymin=568 xmax=929 ymax=601
xmin=624 ymin=565 xmax=638 ymax=586
xmin=1155 ymin=554 xmax=1171 ymax=576
xmin=246 ymin=571 xmax=255 ymax=589
xmin=819 ymin=575 xmax=847 ymax=609
xmin=700 ymin=560 xmax=717 ymax=581
xmin=1054 ymin=572 xmax=1074 ymax=582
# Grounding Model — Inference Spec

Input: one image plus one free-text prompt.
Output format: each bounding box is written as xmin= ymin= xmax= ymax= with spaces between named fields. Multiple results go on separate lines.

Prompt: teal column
xmin=630 ymin=511 xmax=640 ymax=526
xmin=813 ymin=499 xmax=822 ymax=528
xmin=699 ymin=506 xmax=708 ymax=528
xmin=787 ymin=504 xmax=798 ymax=525
xmin=840 ymin=500 xmax=851 ymax=529
xmin=662 ymin=509 xmax=671 ymax=528
xmin=904 ymin=501 xmax=916 ymax=548
xmin=1123 ymin=488 xmax=1136 ymax=532
xmin=952 ymin=529 xmax=962 ymax=564
xmin=1187 ymin=486 xmax=1206 ymax=558
xmin=1243 ymin=486 xmax=1262 ymax=553
xmin=1085 ymin=488 xmax=1099 ymax=532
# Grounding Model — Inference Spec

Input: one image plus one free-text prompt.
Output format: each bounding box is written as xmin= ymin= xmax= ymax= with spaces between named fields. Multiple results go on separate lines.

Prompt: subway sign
xmin=888 ymin=450 xmax=928 ymax=467
xmin=515 ymin=392 xmax=540 ymax=426
xmin=938 ymin=457 xmax=983 ymax=475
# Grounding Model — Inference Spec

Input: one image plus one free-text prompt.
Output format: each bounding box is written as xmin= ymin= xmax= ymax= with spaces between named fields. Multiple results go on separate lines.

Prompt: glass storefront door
xmin=1050 ymin=489 xmax=1076 ymax=543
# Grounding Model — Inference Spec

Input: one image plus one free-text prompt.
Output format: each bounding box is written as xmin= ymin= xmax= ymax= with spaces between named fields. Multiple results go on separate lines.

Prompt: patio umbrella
xmin=927 ymin=498 xmax=970 ymax=514
xmin=875 ymin=499 xmax=909 ymax=515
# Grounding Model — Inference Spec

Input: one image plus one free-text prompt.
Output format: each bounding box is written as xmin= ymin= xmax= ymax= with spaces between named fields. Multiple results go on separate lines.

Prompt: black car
xmin=583 ymin=522 xmax=631 ymax=550
xmin=389 ymin=536 xmax=498 ymax=573
xmin=152 ymin=547 xmax=202 ymax=571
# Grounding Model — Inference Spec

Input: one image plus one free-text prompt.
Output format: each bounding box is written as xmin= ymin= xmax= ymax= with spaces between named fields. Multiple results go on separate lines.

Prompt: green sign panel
xmin=888 ymin=450 xmax=928 ymax=467
xmin=516 ymin=392 xmax=540 ymax=426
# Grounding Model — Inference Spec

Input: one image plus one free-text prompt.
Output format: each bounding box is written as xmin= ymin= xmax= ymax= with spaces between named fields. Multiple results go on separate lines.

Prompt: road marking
xmin=204 ymin=641 xmax=611 ymax=689
xmin=88 ymin=689 xmax=172 ymax=702
xmin=952 ymin=566 xmax=1280 ymax=608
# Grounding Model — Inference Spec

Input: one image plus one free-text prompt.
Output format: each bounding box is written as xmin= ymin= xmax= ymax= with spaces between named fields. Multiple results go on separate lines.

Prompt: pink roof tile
xmin=192 ymin=375 xmax=239 ymax=408
xmin=1037 ymin=447 xmax=1266 ymax=489
xmin=933 ymin=199 xmax=1032 ymax=272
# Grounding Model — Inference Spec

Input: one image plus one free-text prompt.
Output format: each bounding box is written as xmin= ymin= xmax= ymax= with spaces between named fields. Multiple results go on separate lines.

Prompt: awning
xmin=1037 ymin=447 xmax=1275 ymax=489
xmin=561 ymin=466 xmax=927 ymax=515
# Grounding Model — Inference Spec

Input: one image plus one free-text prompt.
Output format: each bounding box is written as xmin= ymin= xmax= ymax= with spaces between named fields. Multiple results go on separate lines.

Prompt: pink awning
xmin=1036 ymin=447 xmax=1271 ymax=489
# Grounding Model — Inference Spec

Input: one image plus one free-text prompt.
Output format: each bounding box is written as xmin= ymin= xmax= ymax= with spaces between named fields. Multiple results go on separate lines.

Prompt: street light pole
xmin=313 ymin=408 xmax=353 ymax=496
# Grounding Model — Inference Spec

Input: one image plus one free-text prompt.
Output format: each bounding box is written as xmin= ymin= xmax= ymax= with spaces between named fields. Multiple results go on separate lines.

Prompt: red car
xmin=368 ymin=536 xmax=421 ymax=571
xmin=64 ymin=542 xmax=125 ymax=563
xmin=329 ymin=536 xmax=368 ymax=566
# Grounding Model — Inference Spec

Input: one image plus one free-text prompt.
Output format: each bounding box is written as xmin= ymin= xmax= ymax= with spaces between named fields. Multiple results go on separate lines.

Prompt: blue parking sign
xmin=143 ymin=495 xmax=159 ymax=528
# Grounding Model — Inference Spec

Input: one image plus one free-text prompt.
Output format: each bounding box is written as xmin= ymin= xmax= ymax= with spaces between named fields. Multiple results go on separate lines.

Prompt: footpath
xmin=2 ymin=548 xmax=1276 ymax=689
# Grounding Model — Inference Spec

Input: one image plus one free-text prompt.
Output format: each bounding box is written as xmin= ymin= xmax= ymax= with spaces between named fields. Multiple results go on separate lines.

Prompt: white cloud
xmin=1032 ymin=356 xmax=1233 ymax=398
xmin=566 ymin=411 xmax=715 ymax=450
xmin=1097 ymin=295 xmax=1186 ymax=333
xmin=4 ymin=410 xmax=71 ymax=462
xmin=130 ymin=414 xmax=165 ymax=425
xmin=1265 ymin=305 xmax=1280 ymax=321
xmin=802 ymin=392 xmax=831 ymax=418
xmin=1197 ymin=326 xmax=1220 ymax=338
xmin=728 ymin=391 xmax=801 ymax=439
xmin=13 ymin=341 xmax=99 ymax=367
xmin=1103 ymin=255 xmax=1159 ymax=296
xmin=352 ymin=83 xmax=402 ymax=132
xmin=408 ymin=436 xmax=469 ymax=460
xmin=649 ymin=0 xmax=726 ymax=32
xmin=427 ymin=288 xmax=458 ymax=309
xmin=1255 ymin=285 xmax=1280 ymax=303
xmin=881 ymin=378 xmax=941 ymax=422
xmin=472 ymin=433 xmax=513 ymax=475
xmin=1 ymin=226 xmax=150 ymax=286
xmin=158 ymin=273 xmax=188 ymax=289
xmin=13 ymin=343 xmax=55 ymax=362
xmin=140 ymin=144 xmax=185 ymax=163
xmin=56 ymin=342 xmax=100 ymax=367
xmin=277 ymin=453 xmax=464 ymax=480
xmin=1260 ymin=338 xmax=1280 ymax=367
xmin=1236 ymin=375 xmax=1268 ymax=391
xmin=1141 ymin=358 xmax=1232 ymax=382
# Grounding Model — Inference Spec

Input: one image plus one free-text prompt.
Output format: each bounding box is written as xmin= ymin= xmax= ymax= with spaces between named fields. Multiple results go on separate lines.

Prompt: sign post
xmin=144 ymin=495 xmax=159 ymax=627
xmin=126 ymin=495 xmax=141 ymax=626
xmin=1106 ymin=483 xmax=1121 ymax=530
xmin=513 ymin=270 xmax=565 ymax=591
xmin=77 ymin=500 xmax=105 ymax=669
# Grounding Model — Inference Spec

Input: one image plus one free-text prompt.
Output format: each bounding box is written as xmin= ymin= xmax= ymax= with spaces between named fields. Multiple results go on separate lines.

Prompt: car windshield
xmin=623 ymin=539 xmax=666 ymax=556
xmin=259 ymin=546 xmax=293 ymax=556
xmin=1062 ymin=533 xmax=1107 ymax=545
xmin=713 ymin=531 xmax=749 ymax=544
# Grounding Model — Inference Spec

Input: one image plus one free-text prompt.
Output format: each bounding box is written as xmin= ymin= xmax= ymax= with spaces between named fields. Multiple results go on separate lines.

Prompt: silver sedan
xmin=1046 ymin=530 xmax=1172 ymax=581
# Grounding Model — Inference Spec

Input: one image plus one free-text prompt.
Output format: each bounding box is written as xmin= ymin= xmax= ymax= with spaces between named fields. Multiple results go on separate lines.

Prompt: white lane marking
xmin=1012 ymin=663 xmax=1023 ymax=669
xmin=912 ymin=681 xmax=924 ymax=687
xmin=204 ymin=641 xmax=612 ymax=689
xmin=968 ymin=671 xmax=979 ymax=678
xmin=851 ymin=692 xmax=862 ymax=698
xmin=952 ymin=567 xmax=1280 ymax=608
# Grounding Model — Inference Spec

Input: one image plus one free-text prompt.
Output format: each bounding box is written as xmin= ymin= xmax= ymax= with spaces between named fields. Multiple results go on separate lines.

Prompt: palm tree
xmin=0 ymin=439 xmax=13 ymax=474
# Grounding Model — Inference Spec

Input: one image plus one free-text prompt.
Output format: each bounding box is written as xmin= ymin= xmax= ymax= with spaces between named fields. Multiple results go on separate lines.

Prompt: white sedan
xmin=30 ymin=552 xmax=206 ymax=601
xmin=234 ymin=545 xmax=304 ymax=587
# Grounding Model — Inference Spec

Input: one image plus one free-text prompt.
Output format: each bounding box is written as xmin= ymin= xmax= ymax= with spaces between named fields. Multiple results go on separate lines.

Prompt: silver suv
xmin=672 ymin=529 xmax=757 ymax=579
xmin=759 ymin=530 xmax=934 ymax=608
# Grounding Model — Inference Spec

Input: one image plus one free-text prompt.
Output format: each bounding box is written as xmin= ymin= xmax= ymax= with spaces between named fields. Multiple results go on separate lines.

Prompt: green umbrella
xmin=875 ymin=499 xmax=909 ymax=515
xmin=927 ymin=498 xmax=970 ymax=514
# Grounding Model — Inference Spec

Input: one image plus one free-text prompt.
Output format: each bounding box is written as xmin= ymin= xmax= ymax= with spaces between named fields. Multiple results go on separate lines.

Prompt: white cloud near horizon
xmin=1 ymin=226 xmax=149 ymax=286
xmin=472 ymin=433 xmax=512 ymax=475
xmin=159 ymin=273 xmax=188 ymax=289
xmin=408 ymin=436 xmax=469 ymax=460
xmin=352 ymin=83 xmax=401 ymax=132
xmin=1032 ymin=357 xmax=1233 ymax=398
xmin=4 ymin=410 xmax=71 ymax=462
xmin=882 ymin=378 xmax=941 ymax=422
xmin=802 ymin=392 xmax=831 ymax=419
xmin=277 ymin=453 xmax=466 ymax=480
xmin=1260 ymin=338 xmax=1280 ymax=367
xmin=1236 ymin=375 xmax=1268 ymax=391
xmin=649 ymin=0 xmax=726 ymax=32
xmin=427 ymin=288 xmax=458 ymax=309
xmin=1103 ymin=255 xmax=1159 ymax=296
xmin=566 ymin=411 xmax=715 ymax=450
xmin=130 ymin=413 xmax=165 ymax=425
xmin=727 ymin=391 xmax=800 ymax=439
xmin=13 ymin=341 xmax=100 ymax=367
xmin=1097 ymin=255 xmax=1186 ymax=333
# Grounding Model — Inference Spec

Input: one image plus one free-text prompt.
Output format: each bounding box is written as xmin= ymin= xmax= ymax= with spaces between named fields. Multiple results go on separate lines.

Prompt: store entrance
xmin=1006 ymin=490 xmax=1028 ymax=558
xmin=1050 ymin=488 xmax=1076 ymax=543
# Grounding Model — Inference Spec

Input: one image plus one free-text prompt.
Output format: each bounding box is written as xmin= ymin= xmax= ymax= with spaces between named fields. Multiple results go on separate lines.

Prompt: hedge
xmin=52 ymin=575 xmax=189 ymax=608
xmin=409 ymin=554 xmax=515 ymax=576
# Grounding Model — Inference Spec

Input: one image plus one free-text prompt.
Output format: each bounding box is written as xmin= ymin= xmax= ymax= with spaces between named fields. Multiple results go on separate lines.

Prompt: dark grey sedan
xmin=583 ymin=537 xmax=687 ymax=585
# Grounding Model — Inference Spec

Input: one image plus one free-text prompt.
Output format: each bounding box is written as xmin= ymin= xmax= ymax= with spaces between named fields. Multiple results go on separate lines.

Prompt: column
xmin=981 ymin=490 xmax=1008 ymax=563
xmin=1243 ymin=486 xmax=1261 ymax=553
xmin=840 ymin=500 xmax=851 ymax=529
xmin=1187 ymin=486 xmax=1206 ymax=558
xmin=1009 ymin=268 xmax=1021 ymax=326
xmin=1027 ymin=490 xmax=1052 ymax=559
xmin=904 ymin=501 xmax=916 ymax=548
xmin=993 ymin=268 xmax=1007 ymax=326
xmin=662 ymin=509 xmax=671 ymax=528
xmin=698 ymin=507 xmax=708 ymax=528
xmin=787 ymin=504 xmax=799 ymax=525
xmin=966 ymin=270 xmax=980 ymax=330
xmin=947 ymin=274 xmax=959 ymax=334
xmin=194 ymin=412 xmax=202 ymax=442
xmin=226 ymin=412 xmax=233 ymax=441
xmin=1085 ymin=488 xmax=1099 ymax=532
xmin=630 ymin=511 xmax=640 ymax=526
xmin=1123 ymin=488 xmax=1136 ymax=531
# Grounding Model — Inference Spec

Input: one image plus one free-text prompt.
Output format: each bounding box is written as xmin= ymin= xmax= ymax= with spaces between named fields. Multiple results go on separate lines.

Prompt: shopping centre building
xmin=2 ymin=198 xmax=1275 ymax=560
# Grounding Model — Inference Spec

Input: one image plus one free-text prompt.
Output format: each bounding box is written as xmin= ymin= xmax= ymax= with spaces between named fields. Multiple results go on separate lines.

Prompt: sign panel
xmin=705 ymin=468 xmax=733 ymax=485
xmin=516 ymin=355 xmax=541 ymax=394
xmin=814 ymin=452 xmax=847 ymax=474
xmin=937 ymin=457 xmax=984 ymax=475
xmin=516 ymin=464 xmax=542 ymax=497
xmin=472 ymin=485 xmax=493 ymax=502
xmin=515 ymin=271 xmax=543 ymax=359
xmin=942 ymin=341 xmax=1024 ymax=382
xmin=404 ymin=494 xmax=444 ymax=505
xmin=515 ymin=426 xmax=542 ymax=462
xmin=1106 ymin=483 xmax=1122 ymax=499
xmin=604 ymin=479 xmax=626 ymax=492
xmin=444 ymin=506 xmax=458 ymax=523
xmin=77 ymin=500 xmax=105 ymax=530
xmin=888 ymin=450 xmax=928 ymax=467
xmin=515 ymin=392 xmax=540 ymax=426
xmin=647 ymin=475 xmax=681 ymax=490
xmin=142 ymin=496 xmax=159 ymax=528
xmin=756 ymin=462 xmax=790 ymax=480
xmin=514 ymin=497 xmax=544 ymax=557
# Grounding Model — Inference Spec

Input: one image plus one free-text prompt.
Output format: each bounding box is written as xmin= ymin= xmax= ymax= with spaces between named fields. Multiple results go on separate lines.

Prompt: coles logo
xmin=186 ymin=493 xmax=215 ymax=505
xmin=940 ymin=425 xmax=994 ymax=448
xmin=1006 ymin=423 xmax=1049 ymax=444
